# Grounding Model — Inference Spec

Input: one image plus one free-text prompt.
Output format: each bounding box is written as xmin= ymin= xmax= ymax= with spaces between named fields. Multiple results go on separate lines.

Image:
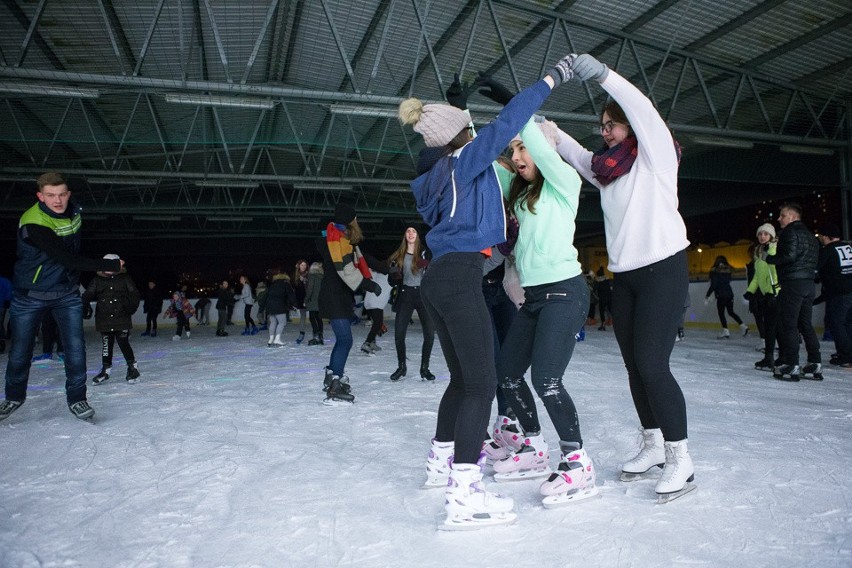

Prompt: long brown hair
xmin=506 ymin=140 xmax=545 ymax=215
xmin=293 ymin=258 xmax=308 ymax=282
xmin=388 ymin=227 xmax=425 ymax=275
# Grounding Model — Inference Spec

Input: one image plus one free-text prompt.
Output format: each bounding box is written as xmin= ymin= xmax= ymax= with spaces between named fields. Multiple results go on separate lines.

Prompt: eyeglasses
xmin=599 ymin=120 xmax=617 ymax=134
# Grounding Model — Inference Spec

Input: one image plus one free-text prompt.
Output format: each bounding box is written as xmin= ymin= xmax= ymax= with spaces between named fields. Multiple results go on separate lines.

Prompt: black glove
xmin=83 ymin=302 xmax=93 ymax=319
xmin=743 ymin=291 xmax=754 ymax=302
xmin=473 ymin=72 xmax=515 ymax=105
xmin=445 ymin=73 xmax=473 ymax=110
xmin=361 ymin=279 xmax=382 ymax=296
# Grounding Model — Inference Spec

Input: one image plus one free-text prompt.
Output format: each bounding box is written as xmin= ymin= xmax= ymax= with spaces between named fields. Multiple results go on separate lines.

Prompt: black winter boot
xmin=420 ymin=366 xmax=436 ymax=381
xmin=390 ymin=363 xmax=407 ymax=382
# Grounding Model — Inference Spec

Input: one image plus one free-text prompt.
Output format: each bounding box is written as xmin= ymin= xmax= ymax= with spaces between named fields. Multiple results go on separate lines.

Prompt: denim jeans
xmin=328 ymin=318 xmax=353 ymax=377
xmin=5 ymin=290 xmax=88 ymax=405
xmin=497 ymin=275 xmax=589 ymax=445
xmin=421 ymin=253 xmax=496 ymax=464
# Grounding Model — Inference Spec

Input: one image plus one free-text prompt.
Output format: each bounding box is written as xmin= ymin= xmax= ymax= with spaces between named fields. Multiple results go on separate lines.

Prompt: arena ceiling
xmin=0 ymin=0 xmax=850 ymax=249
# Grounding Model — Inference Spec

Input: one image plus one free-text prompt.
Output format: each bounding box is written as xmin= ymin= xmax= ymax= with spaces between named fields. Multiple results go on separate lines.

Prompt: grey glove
xmin=572 ymin=53 xmax=609 ymax=82
xmin=361 ymin=279 xmax=382 ymax=296
xmin=545 ymin=54 xmax=576 ymax=87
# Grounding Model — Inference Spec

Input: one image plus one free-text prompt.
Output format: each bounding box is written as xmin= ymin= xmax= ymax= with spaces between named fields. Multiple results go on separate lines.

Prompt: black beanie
xmin=820 ymin=223 xmax=841 ymax=239
xmin=334 ymin=202 xmax=356 ymax=225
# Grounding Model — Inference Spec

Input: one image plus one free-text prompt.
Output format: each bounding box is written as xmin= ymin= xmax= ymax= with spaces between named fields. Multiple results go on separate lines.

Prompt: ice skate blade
xmin=801 ymin=373 xmax=823 ymax=381
xmin=620 ymin=465 xmax=664 ymax=482
xmin=542 ymin=486 xmax=600 ymax=508
xmin=126 ymin=378 xmax=138 ymax=385
xmin=493 ymin=468 xmax=551 ymax=482
xmin=421 ymin=479 xmax=448 ymax=490
xmin=656 ymin=482 xmax=697 ymax=504
xmin=438 ymin=511 xmax=517 ymax=531
xmin=322 ymin=397 xmax=354 ymax=407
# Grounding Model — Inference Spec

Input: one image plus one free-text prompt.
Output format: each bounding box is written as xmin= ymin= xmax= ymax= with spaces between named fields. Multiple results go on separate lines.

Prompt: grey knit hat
xmin=755 ymin=223 xmax=776 ymax=239
xmin=399 ymin=98 xmax=470 ymax=148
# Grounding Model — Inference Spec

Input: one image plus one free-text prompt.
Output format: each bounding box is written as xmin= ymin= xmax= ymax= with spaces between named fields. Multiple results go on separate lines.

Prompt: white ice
xmin=1 ymin=319 xmax=850 ymax=568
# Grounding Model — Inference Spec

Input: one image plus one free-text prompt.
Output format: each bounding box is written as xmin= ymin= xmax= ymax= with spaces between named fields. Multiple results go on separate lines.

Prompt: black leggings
xmin=101 ymin=330 xmax=135 ymax=366
xmin=611 ymin=250 xmax=689 ymax=442
xmin=243 ymin=305 xmax=255 ymax=329
xmin=716 ymin=297 xmax=742 ymax=327
xmin=145 ymin=312 xmax=158 ymax=333
xmin=421 ymin=253 xmax=496 ymax=465
xmin=309 ymin=310 xmax=323 ymax=334
xmin=393 ymin=285 xmax=435 ymax=368
xmin=365 ymin=308 xmax=384 ymax=343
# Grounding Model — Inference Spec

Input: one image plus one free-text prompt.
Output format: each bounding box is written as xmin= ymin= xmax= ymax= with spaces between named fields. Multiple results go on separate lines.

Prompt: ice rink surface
xmin=1 ymin=320 xmax=850 ymax=568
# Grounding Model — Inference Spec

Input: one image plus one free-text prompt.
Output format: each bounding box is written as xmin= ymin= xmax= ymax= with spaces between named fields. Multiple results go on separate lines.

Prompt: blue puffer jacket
xmin=411 ymin=80 xmax=552 ymax=260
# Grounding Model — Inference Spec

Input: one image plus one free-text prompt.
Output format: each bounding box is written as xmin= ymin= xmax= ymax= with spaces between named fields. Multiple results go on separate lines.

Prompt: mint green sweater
xmin=495 ymin=119 xmax=583 ymax=287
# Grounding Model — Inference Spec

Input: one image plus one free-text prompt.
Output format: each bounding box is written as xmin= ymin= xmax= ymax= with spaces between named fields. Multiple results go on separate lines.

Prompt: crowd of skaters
xmin=0 ymin=51 xmax=849 ymax=533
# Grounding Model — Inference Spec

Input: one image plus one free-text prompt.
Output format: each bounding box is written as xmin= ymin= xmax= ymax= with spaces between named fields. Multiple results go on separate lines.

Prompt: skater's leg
xmin=115 ymin=330 xmax=135 ymax=364
xmin=328 ymin=318 xmax=353 ymax=376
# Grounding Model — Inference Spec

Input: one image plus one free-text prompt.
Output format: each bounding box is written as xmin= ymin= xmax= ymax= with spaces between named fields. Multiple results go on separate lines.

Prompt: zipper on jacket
xmin=32 ymin=264 xmax=42 ymax=284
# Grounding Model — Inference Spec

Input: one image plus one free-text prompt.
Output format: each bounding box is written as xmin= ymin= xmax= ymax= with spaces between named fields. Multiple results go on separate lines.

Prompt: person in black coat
xmin=264 ymin=271 xmax=297 ymax=347
xmin=142 ymin=280 xmax=162 ymax=337
xmin=704 ymin=255 xmax=746 ymax=339
xmin=767 ymin=202 xmax=822 ymax=380
xmin=215 ymin=280 xmax=235 ymax=337
xmin=82 ymin=254 xmax=141 ymax=384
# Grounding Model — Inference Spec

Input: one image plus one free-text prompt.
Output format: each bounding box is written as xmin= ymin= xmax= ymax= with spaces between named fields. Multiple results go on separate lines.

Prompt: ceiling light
xmin=329 ymin=105 xmax=398 ymax=118
xmin=0 ymin=82 xmax=100 ymax=99
xmin=691 ymin=136 xmax=754 ymax=149
xmin=779 ymin=145 xmax=835 ymax=156
xmin=133 ymin=215 xmax=180 ymax=222
xmin=88 ymin=177 xmax=158 ymax=186
xmin=380 ymin=187 xmax=411 ymax=193
xmin=275 ymin=217 xmax=318 ymax=223
xmin=357 ymin=218 xmax=384 ymax=224
xmin=207 ymin=216 xmax=253 ymax=222
xmin=195 ymin=180 xmax=259 ymax=189
xmin=164 ymin=93 xmax=274 ymax=110
xmin=293 ymin=183 xmax=353 ymax=192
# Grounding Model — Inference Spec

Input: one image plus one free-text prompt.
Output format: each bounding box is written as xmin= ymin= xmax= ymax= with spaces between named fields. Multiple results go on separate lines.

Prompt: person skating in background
xmin=305 ymin=262 xmax=324 ymax=345
xmin=82 ymin=254 xmax=141 ymax=384
xmin=255 ymin=279 xmax=268 ymax=332
xmin=293 ymin=259 xmax=309 ymax=344
xmin=165 ymin=284 xmax=194 ymax=341
xmin=32 ymin=312 xmax=63 ymax=362
xmin=236 ymin=275 xmax=258 ymax=336
xmin=215 ymin=280 xmax=234 ymax=337
xmin=554 ymin=54 xmax=695 ymax=503
xmin=746 ymin=224 xmax=781 ymax=371
xmin=265 ymin=269 xmax=297 ymax=348
xmin=361 ymin=270 xmax=391 ymax=355
xmin=2 ymin=172 xmax=122 ymax=422
xmin=400 ymin=53 xmax=571 ymax=528
xmin=386 ymin=226 xmax=436 ymax=381
xmin=705 ymin=255 xmax=748 ymax=339
xmin=194 ymin=295 xmax=211 ymax=326
xmin=0 ymin=274 xmax=12 ymax=354
xmin=815 ymin=223 xmax=852 ymax=369
xmin=584 ymin=269 xmax=598 ymax=326
xmin=317 ymin=202 xmax=382 ymax=405
xmin=767 ymin=203 xmax=822 ymax=381
xmin=594 ymin=266 xmax=612 ymax=331
xmin=141 ymin=280 xmax=162 ymax=337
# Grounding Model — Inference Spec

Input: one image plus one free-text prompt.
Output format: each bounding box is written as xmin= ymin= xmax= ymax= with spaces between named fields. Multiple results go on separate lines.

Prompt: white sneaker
xmin=424 ymin=438 xmax=454 ymax=488
xmin=621 ymin=427 xmax=665 ymax=481
xmin=540 ymin=444 xmax=598 ymax=507
xmin=441 ymin=463 xmax=516 ymax=530
xmin=656 ymin=439 xmax=696 ymax=500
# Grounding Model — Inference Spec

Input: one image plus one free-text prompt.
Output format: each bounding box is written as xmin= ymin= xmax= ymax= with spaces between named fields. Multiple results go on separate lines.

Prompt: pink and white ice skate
xmin=540 ymin=445 xmax=599 ymax=508
xmin=493 ymin=434 xmax=550 ymax=482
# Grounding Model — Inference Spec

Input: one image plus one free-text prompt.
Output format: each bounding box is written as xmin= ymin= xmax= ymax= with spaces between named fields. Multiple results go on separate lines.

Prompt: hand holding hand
xmin=545 ymin=54 xmax=577 ymax=87
xmin=473 ymin=72 xmax=515 ymax=106
xmin=572 ymin=54 xmax=609 ymax=82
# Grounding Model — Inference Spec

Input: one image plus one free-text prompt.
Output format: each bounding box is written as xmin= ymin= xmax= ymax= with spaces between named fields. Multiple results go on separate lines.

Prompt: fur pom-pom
xmin=398 ymin=98 xmax=424 ymax=125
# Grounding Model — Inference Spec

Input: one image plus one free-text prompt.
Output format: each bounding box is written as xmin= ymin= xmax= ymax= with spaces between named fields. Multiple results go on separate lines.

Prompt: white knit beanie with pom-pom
xmin=399 ymin=98 xmax=470 ymax=148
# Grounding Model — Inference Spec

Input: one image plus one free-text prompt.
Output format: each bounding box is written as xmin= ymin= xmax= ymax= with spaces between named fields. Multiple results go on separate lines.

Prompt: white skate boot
xmin=440 ymin=462 xmax=516 ymax=531
xmin=493 ymin=433 xmax=550 ymax=481
xmin=621 ymin=428 xmax=665 ymax=481
xmin=494 ymin=415 xmax=524 ymax=451
xmin=656 ymin=439 xmax=697 ymax=504
xmin=540 ymin=443 xmax=599 ymax=508
xmin=424 ymin=438 xmax=454 ymax=489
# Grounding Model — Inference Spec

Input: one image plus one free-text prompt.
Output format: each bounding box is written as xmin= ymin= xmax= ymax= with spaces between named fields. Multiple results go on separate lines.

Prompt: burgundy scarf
xmin=590 ymin=135 xmax=681 ymax=187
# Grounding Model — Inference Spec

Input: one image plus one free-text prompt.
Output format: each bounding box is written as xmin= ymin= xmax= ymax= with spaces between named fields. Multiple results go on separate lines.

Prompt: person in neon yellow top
xmin=746 ymin=223 xmax=780 ymax=371
xmin=489 ymin=117 xmax=597 ymax=508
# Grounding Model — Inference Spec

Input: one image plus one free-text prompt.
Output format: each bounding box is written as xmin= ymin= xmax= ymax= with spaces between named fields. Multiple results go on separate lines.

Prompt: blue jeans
xmin=497 ymin=275 xmax=589 ymax=445
xmin=328 ymin=318 xmax=353 ymax=377
xmin=5 ymin=290 xmax=88 ymax=405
